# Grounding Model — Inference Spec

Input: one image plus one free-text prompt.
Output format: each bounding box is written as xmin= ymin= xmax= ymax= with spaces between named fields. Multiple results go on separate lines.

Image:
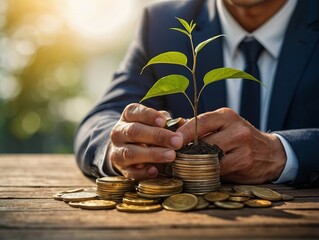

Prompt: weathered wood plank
xmin=1 ymin=155 xmax=319 ymax=240
xmin=1 ymin=227 xmax=319 ymax=240
xmin=0 ymin=155 xmax=95 ymax=187
xmin=0 ymin=187 xmax=96 ymax=199
xmin=1 ymin=208 xmax=319 ymax=229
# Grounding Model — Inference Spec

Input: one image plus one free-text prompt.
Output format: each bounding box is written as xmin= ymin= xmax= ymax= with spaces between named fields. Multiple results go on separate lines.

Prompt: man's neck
xmin=223 ymin=0 xmax=287 ymax=32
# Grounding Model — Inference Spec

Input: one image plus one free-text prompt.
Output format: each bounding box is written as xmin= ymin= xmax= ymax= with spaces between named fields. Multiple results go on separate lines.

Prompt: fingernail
xmin=155 ymin=117 xmax=166 ymax=127
xmin=147 ymin=166 xmax=158 ymax=176
xmin=164 ymin=150 xmax=175 ymax=161
xmin=170 ymin=132 xmax=183 ymax=148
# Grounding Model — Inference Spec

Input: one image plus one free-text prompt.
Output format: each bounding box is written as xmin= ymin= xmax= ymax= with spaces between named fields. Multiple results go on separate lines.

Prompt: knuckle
xmin=197 ymin=114 xmax=212 ymax=132
xmin=122 ymin=146 xmax=135 ymax=161
xmin=153 ymin=128 xmax=166 ymax=145
xmin=125 ymin=123 xmax=140 ymax=140
xmin=110 ymin=125 xmax=121 ymax=143
xmin=123 ymin=103 xmax=140 ymax=120
xmin=148 ymin=147 xmax=162 ymax=162
xmin=108 ymin=149 xmax=122 ymax=166
xmin=219 ymin=107 xmax=237 ymax=120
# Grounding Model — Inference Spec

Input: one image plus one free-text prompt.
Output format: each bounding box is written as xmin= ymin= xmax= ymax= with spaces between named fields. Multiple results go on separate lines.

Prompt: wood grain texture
xmin=1 ymin=154 xmax=319 ymax=240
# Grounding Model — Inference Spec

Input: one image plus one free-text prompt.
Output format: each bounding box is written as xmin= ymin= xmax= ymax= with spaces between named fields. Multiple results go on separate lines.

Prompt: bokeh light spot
xmin=22 ymin=111 xmax=41 ymax=135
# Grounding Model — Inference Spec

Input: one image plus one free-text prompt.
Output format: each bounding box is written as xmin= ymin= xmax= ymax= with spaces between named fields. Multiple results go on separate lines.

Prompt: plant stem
xmin=189 ymin=35 xmax=198 ymax=145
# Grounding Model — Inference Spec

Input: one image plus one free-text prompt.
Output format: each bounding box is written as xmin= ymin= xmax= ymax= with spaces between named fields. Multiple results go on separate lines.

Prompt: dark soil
xmin=178 ymin=140 xmax=224 ymax=159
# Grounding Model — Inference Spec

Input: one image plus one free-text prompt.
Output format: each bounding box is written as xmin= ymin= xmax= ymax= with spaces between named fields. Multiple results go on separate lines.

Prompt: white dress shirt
xmin=216 ymin=0 xmax=298 ymax=183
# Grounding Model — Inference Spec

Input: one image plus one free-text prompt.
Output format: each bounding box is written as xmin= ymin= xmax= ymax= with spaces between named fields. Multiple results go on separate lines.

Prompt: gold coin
xmin=176 ymin=153 xmax=218 ymax=159
xmin=79 ymin=200 xmax=116 ymax=210
xmin=174 ymin=161 xmax=219 ymax=165
xmin=204 ymin=192 xmax=229 ymax=202
xmin=139 ymin=178 xmax=183 ymax=190
xmin=228 ymin=196 xmax=250 ymax=202
xmin=162 ymin=193 xmax=198 ymax=212
xmin=68 ymin=201 xmax=81 ymax=208
xmin=228 ymin=191 xmax=252 ymax=197
xmin=116 ymin=203 xmax=162 ymax=213
xmin=194 ymin=196 xmax=209 ymax=210
xmin=281 ymin=194 xmax=294 ymax=201
xmin=233 ymin=185 xmax=256 ymax=196
xmin=214 ymin=201 xmax=244 ymax=209
xmin=62 ymin=192 xmax=97 ymax=202
xmin=53 ymin=193 xmax=64 ymax=201
xmin=98 ymin=176 xmax=134 ymax=183
xmin=123 ymin=196 xmax=160 ymax=206
xmin=124 ymin=192 xmax=139 ymax=199
xmin=252 ymin=187 xmax=282 ymax=201
xmin=137 ymin=191 xmax=181 ymax=199
xmin=244 ymin=199 xmax=272 ymax=208
xmin=137 ymin=185 xmax=182 ymax=193
xmin=166 ymin=118 xmax=182 ymax=128
xmin=208 ymin=204 xmax=217 ymax=209
xmin=59 ymin=188 xmax=84 ymax=194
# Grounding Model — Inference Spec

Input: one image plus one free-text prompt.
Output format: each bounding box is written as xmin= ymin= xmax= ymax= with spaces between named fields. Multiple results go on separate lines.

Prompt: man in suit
xmin=74 ymin=0 xmax=319 ymax=187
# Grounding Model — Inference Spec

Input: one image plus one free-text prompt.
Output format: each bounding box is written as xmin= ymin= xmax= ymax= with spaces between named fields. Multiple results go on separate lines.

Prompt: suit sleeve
xmin=73 ymin=8 xmax=164 ymax=178
xmin=276 ymin=129 xmax=319 ymax=187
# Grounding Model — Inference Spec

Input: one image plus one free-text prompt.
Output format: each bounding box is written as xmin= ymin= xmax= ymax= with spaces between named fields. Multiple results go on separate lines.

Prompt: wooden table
xmin=1 ymin=155 xmax=319 ymax=240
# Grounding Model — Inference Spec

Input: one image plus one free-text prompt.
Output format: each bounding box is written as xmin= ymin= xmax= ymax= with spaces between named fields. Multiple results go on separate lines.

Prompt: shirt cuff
xmin=272 ymin=133 xmax=299 ymax=184
xmin=93 ymin=141 xmax=119 ymax=177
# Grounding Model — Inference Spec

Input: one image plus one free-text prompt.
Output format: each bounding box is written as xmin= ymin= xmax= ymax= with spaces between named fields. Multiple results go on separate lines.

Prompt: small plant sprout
xmin=140 ymin=17 xmax=264 ymax=146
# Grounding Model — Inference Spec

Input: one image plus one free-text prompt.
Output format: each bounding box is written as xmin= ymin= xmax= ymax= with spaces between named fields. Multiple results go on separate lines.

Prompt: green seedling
xmin=140 ymin=17 xmax=263 ymax=145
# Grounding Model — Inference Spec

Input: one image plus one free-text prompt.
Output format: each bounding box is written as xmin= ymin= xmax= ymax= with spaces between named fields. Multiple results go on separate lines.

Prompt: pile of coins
xmin=96 ymin=176 xmax=135 ymax=202
xmin=173 ymin=153 xmax=220 ymax=194
xmin=200 ymin=185 xmax=290 ymax=209
xmin=53 ymin=177 xmax=294 ymax=212
xmin=137 ymin=178 xmax=183 ymax=198
xmin=116 ymin=192 xmax=162 ymax=213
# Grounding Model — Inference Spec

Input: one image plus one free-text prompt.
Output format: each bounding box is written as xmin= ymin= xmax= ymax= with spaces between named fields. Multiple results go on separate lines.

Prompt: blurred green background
xmin=0 ymin=0 xmax=162 ymax=153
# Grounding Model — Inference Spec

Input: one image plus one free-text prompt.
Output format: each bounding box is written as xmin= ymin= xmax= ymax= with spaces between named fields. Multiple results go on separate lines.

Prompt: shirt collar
xmin=216 ymin=0 xmax=298 ymax=59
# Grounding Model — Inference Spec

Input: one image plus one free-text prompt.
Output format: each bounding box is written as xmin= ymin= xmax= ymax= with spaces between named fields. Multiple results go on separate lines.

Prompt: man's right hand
xmin=108 ymin=103 xmax=184 ymax=180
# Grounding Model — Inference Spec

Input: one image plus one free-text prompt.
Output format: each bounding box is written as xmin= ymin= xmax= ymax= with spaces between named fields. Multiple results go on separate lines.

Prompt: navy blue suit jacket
xmin=74 ymin=0 xmax=319 ymax=187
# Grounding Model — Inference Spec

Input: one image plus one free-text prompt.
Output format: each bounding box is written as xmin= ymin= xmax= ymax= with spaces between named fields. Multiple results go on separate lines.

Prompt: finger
xmin=109 ymin=144 xmax=176 ymax=168
xmin=177 ymin=108 xmax=237 ymax=144
xmin=122 ymin=103 xmax=167 ymax=127
xmin=201 ymin=120 xmax=252 ymax=153
xmin=121 ymin=165 xmax=159 ymax=181
xmin=158 ymin=110 xmax=171 ymax=120
xmin=111 ymin=122 xmax=183 ymax=149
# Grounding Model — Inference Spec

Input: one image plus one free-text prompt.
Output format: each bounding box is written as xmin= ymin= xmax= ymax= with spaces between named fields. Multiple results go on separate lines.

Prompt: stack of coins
xmin=172 ymin=153 xmax=220 ymax=195
xmin=137 ymin=177 xmax=183 ymax=198
xmin=96 ymin=176 xmax=135 ymax=202
xmin=116 ymin=192 xmax=162 ymax=213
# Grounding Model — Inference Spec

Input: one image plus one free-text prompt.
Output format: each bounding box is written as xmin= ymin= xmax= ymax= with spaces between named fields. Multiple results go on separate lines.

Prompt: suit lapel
xmin=267 ymin=1 xmax=319 ymax=130
xmin=192 ymin=0 xmax=226 ymax=113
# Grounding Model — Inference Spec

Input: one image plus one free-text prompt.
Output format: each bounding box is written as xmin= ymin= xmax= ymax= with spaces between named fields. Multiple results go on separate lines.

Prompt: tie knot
xmin=239 ymin=38 xmax=264 ymax=64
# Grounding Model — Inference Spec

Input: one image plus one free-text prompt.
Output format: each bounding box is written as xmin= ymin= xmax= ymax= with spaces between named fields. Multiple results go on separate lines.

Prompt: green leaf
xmin=176 ymin=17 xmax=191 ymax=33
xmin=170 ymin=27 xmax=190 ymax=36
xmin=195 ymin=34 xmax=225 ymax=55
xmin=141 ymin=51 xmax=188 ymax=74
xmin=203 ymin=67 xmax=264 ymax=86
xmin=140 ymin=74 xmax=189 ymax=102
xmin=190 ymin=22 xmax=197 ymax=32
